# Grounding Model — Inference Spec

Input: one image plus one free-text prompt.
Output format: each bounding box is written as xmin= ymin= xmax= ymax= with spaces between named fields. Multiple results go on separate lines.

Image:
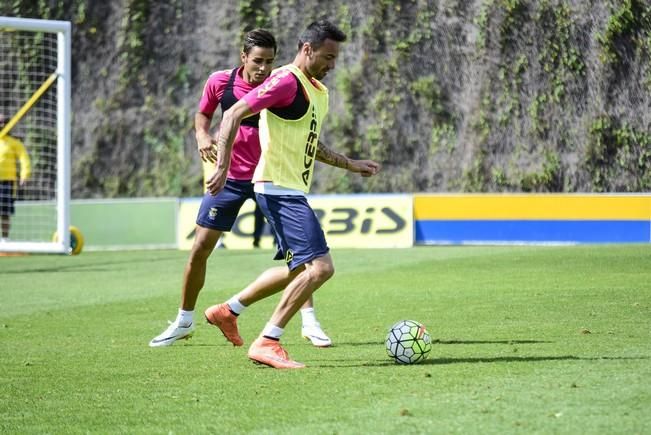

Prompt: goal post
xmin=0 ymin=16 xmax=71 ymax=254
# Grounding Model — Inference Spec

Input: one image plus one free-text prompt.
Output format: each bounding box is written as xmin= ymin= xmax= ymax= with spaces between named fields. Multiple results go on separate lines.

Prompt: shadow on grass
xmin=0 ymin=258 xmax=166 ymax=275
xmin=1 ymin=250 xmax=261 ymax=275
xmin=311 ymin=355 xmax=650 ymax=368
xmin=434 ymin=339 xmax=552 ymax=345
xmin=0 ymin=256 xmax=178 ymax=274
xmin=334 ymin=339 xmax=551 ymax=347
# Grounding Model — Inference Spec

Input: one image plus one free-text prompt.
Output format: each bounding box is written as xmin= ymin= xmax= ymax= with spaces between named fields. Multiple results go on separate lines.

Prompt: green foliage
xmin=597 ymin=0 xmax=651 ymax=96
xmin=506 ymin=1 xmax=585 ymax=140
xmin=115 ymin=0 xmax=151 ymax=97
xmin=4 ymin=0 xmax=651 ymax=195
xmin=536 ymin=1 xmax=585 ymax=103
xmin=527 ymin=93 xmax=548 ymax=137
xmin=468 ymin=0 xmax=592 ymax=192
xmin=329 ymin=64 xmax=363 ymax=156
xmin=586 ymin=116 xmax=651 ymax=192
xmin=410 ymin=75 xmax=445 ymax=118
xmin=474 ymin=0 xmax=492 ymax=51
xmin=520 ymin=150 xmax=562 ymax=192
xmin=238 ymin=0 xmax=272 ymax=30
xmin=463 ymin=149 xmax=489 ymax=192
xmin=62 ymin=0 xmax=198 ymax=197
xmin=491 ymin=167 xmax=509 ymax=189
xmin=597 ymin=0 xmax=651 ymax=65
xmin=430 ymin=123 xmax=456 ymax=155
xmin=73 ymin=101 xmax=196 ymax=198
xmin=498 ymin=0 xmax=527 ymax=50
xmin=140 ymin=116 xmax=193 ymax=195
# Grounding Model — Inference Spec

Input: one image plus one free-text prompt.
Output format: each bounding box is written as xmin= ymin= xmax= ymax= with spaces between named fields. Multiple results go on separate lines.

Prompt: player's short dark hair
xmin=243 ymin=28 xmax=277 ymax=55
xmin=298 ymin=19 xmax=347 ymax=50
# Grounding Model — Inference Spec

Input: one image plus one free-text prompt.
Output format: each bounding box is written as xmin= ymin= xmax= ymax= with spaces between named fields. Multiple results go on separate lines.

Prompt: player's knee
xmin=188 ymin=249 xmax=209 ymax=266
xmin=191 ymin=237 xmax=216 ymax=260
xmin=311 ymin=261 xmax=334 ymax=284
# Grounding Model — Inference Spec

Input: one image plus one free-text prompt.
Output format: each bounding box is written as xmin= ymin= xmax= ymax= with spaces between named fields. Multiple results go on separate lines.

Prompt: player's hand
xmin=349 ymin=159 xmax=381 ymax=177
xmin=197 ymin=132 xmax=218 ymax=163
xmin=205 ymin=166 xmax=228 ymax=195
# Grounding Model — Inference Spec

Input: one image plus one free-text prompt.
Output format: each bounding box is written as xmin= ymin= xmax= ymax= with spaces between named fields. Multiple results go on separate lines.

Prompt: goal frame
xmin=0 ymin=16 xmax=71 ymax=254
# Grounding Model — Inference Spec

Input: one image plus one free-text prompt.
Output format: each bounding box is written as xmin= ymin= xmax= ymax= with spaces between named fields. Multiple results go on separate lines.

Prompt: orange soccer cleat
xmin=204 ymin=303 xmax=244 ymax=346
xmin=248 ymin=336 xmax=305 ymax=369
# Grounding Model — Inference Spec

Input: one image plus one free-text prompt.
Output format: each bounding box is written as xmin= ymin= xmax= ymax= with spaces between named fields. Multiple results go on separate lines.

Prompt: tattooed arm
xmin=316 ymin=141 xmax=381 ymax=177
xmin=316 ymin=140 xmax=350 ymax=169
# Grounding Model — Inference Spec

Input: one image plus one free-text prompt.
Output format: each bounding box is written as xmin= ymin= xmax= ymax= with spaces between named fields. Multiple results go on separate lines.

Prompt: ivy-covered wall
xmin=2 ymin=0 xmax=650 ymax=197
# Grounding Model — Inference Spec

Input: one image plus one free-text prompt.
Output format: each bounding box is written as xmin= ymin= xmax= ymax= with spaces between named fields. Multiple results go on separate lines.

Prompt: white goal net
xmin=0 ymin=17 xmax=71 ymax=254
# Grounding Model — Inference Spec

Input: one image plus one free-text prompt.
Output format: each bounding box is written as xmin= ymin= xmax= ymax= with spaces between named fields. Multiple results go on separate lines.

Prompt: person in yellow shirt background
xmin=0 ymin=114 xmax=31 ymax=241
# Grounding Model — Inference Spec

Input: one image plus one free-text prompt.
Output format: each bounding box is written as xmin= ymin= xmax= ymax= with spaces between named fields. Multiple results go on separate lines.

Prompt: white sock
xmin=262 ymin=323 xmax=284 ymax=340
xmin=300 ymin=307 xmax=317 ymax=326
xmin=176 ymin=309 xmax=194 ymax=326
xmin=227 ymin=296 xmax=246 ymax=315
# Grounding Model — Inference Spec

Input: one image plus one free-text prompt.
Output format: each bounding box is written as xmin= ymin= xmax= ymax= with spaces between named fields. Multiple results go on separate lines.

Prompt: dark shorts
xmin=254 ymin=192 xmax=329 ymax=271
xmin=196 ymin=179 xmax=255 ymax=231
xmin=0 ymin=181 xmax=15 ymax=215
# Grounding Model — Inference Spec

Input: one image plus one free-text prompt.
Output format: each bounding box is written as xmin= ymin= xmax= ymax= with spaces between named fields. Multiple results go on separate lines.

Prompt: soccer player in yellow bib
xmin=0 ymin=114 xmax=31 ymax=242
xmin=205 ymin=20 xmax=381 ymax=368
xmin=150 ymin=30 xmax=332 ymax=349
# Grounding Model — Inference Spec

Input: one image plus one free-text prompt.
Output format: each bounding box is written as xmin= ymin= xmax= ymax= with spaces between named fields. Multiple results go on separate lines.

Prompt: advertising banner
xmin=178 ymin=194 xmax=413 ymax=250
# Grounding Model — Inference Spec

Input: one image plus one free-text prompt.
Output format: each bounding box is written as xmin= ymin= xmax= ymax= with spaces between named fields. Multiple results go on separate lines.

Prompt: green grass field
xmin=1 ymin=245 xmax=650 ymax=434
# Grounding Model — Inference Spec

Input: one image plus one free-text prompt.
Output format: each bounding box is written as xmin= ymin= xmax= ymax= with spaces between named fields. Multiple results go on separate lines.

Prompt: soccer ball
xmin=386 ymin=320 xmax=432 ymax=364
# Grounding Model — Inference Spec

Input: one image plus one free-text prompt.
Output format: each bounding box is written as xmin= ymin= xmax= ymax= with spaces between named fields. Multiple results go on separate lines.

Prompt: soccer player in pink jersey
xmin=149 ymin=29 xmax=330 ymax=348
xmin=204 ymin=20 xmax=380 ymax=368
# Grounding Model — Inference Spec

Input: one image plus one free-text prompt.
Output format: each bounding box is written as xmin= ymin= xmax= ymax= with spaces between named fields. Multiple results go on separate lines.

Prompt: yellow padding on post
xmin=0 ymin=72 xmax=58 ymax=139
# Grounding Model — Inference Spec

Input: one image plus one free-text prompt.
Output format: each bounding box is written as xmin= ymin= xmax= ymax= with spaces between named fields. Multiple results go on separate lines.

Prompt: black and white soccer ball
xmin=386 ymin=320 xmax=432 ymax=364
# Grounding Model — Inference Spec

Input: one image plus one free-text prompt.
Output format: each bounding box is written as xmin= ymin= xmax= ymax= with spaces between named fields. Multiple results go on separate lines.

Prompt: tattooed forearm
xmin=316 ymin=141 xmax=349 ymax=169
